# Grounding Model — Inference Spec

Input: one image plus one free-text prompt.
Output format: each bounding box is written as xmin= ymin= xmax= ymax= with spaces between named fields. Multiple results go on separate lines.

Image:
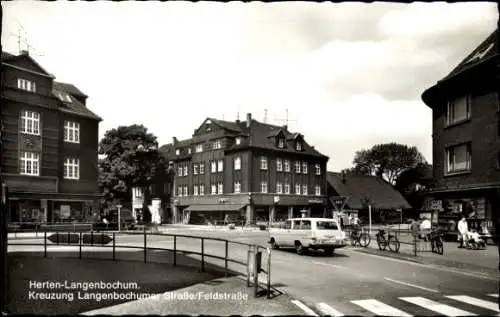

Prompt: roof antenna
xmin=274 ymin=108 xmax=297 ymax=128
xmin=264 ymin=109 xmax=268 ymax=123
xmin=237 ymin=105 xmax=240 ymax=121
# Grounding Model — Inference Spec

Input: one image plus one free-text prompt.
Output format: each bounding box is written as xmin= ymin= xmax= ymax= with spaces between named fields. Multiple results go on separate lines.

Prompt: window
xmin=446 ymin=95 xmax=471 ymax=125
xmin=276 ymin=182 xmax=283 ymax=194
xmin=19 ymin=151 xmax=39 ymax=176
xmin=234 ymin=157 xmax=241 ymax=170
xmin=284 ymin=182 xmax=290 ymax=194
xmin=218 ymin=159 xmax=224 ymax=172
xmin=315 ymin=185 xmax=321 ymax=196
xmin=177 ymin=166 xmax=183 ymax=176
xmin=234 ymin=181 xmax=241 ymax=193
xmin=199 ymin=163 xmax=205 ymax=174
xmin=295 ymin=184 xmax=301 ymax=195
xmin=277 ymin=159 xmax=283 ymax=172
xmin=55 ymin=91 xmax=72 ymax=103
xmin=17 ymin=78 xmax=36 ymax=92
xmin=199 ymin=185 xmax=205 ymax=196
xmin=213 ymin=139 xmax=222 ymax=149
xmin=20 ymin=110 xmax=40 ymax=135
xmin=175 ymin=149 xmax=180 ymax=156
xmin=296 ymin=142 xmax=302 ymax=151
xmin=193 ymin=164 xmax=199 ymax=175
xmin=194 ymin=185 xmax=199 ymax=196
xmin=218 ymin=182 xmax=223 ymax=194
xmin=64 ymin=158 xmax=80 ymax=179
xmin=211 ymin=161 xmax=217 ymax=173
xmin=211 ymin=184 xmax=217 ymax=195
xmin=64 ymin=121 xmax=80 ymax=143
xmin=261 ymin=157 xmax=268 ymax=170
xmin=183 ymin=165 xmax=188 ymax=176
xmin=446 ymin=143 xmax=472 ymax=173
xmin=284 ymin=160 xmax=290 ymax=172
xmin=293 ymin=220 xmax=311 ymax=230
xmin=316 ymin=221 xmax=338 ymax=230
xmin=278 ymin=138 xmax=285 ymax=149
xmin=295 ymin=161 xmax=301 ymax=173
xmin=283 ymin=220 xmax=292 ymax=229
xmin=196 ymin=144 xmax=203 ymax=153
xmin=302 ymin=162 xmax=308 ymax=174
xmin=188 ymin=148 xmax=192 ymax=154
xmin=235 ymin=137 xmax=241 ymax=145
xmin=183 ymin=186 xmax=188 ymax=196
xmin=177 ymin=187 xmax=182 ymax=196
xmin=315 ymin=164 xmax=321 ymax=175
xmin=261 ymin=181 xmax=268 ymax=193
xmin=302 ymin=184 xmax=308 ymax=195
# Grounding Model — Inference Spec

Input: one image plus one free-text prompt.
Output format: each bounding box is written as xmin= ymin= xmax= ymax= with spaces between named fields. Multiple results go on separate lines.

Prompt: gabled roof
xmin=266 ymin=129 xmax=284 ymax=138
xmin=53 ymin=81 xmax=88 ymax=98
xmin=210 ymin=118 xmax=244 ymax=133
xmin=1 ymin=51 xmax=15 ymax=61
xmin=1 ymin=51 xmax=55 ymax=78
xmin=327 ymin=172 xmax=411 ymax=210
xmin=52 ymin=82 xmax=101 ymax=121
xmin=442 ymin=28 xmax=498 ymax=82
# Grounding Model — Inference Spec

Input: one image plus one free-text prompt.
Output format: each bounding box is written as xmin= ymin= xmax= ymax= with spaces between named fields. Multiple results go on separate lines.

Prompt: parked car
xmin=94 ymin=208 xmax=136 ymax=231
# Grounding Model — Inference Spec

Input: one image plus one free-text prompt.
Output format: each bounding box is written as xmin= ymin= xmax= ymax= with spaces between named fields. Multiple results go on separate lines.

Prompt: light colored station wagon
xmin=268 ymin=217 xmax=347 ymax=256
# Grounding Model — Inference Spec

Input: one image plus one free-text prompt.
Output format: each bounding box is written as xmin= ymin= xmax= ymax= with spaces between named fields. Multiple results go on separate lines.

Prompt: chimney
xmin=283 ymin=125 xmax=288 ymax=131
xmin=341 ymin=171 xmax=347 ymax=184
xmin=246 ymin=113 xmax=252 ymax=128
xmin=173 ymin=137 xmax=178 ymax=144
xmin=20 ymin=50 xmax=29 ymax=56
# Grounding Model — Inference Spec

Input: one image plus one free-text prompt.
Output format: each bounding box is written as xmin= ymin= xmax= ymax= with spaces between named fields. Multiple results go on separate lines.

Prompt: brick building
xmin=160 ymin=113 xmax=329 ymax=225
xmin=421 ymin=28 xmax=499 ymax=229
xmin=1 ymin=51 xmax=102 ymax=223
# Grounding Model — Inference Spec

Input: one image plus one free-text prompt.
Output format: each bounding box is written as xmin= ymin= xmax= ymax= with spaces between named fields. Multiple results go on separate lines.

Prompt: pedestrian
xmin=457 ymin=216 xmax=468 ymax=248
xmin=340 ymin=217 xmax=344 ymax=229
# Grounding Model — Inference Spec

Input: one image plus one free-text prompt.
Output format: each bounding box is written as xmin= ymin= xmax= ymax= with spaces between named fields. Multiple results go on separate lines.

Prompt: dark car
xmin=94 ymin=208 xmax=136 ymax=231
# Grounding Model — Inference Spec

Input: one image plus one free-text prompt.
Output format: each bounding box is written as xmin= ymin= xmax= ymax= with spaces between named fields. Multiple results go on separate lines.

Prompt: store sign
xmin=430 ymin=200 xmax=443 ymax=210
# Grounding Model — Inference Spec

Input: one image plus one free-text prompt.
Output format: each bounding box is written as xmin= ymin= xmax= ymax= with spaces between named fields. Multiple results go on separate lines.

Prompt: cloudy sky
xmin=2 ymin=2 xmax=497 ymax=171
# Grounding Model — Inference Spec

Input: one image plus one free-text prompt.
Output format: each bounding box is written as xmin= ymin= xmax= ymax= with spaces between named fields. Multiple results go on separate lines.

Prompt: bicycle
xmin=376 ymin=229 xmax=400 ymax=253
xmin=349 ymin=226 xmax=371 ymax=247
xmin=428 ymin=229 xmax=444 ymax=255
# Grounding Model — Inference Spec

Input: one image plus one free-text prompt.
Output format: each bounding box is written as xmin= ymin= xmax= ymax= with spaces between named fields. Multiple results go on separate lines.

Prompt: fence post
xmin=56 ymin=231 xmax=59 ymax=245
xmin=201 ymin=238 xmax=205 ymax=272
xmin=225 ymin=240 xmax=228 ymax=277
xmin=91 ymin=231 xmax=94 ymax=246
xmin=247 ymin=245 xmax=251 ymax=287
xmin=254 ymin=246 xmax=258 ymax=298
xmin=413 ymin=232 xmax=417 ymax=256
xmin=267 ymin=247 xmax=271 ymax=299
xmin=144 ymin=226 xmax=147 ymax=263
xmin=113 ymin=232 xmax=116 ymax=261
xmin=79 ymin=232 xmax=82 ymax=259
xmin=67 ymin=232 xmax=70 ymax=245
xmin=173 ymin=235 xmax=177 ymax=266
xmin=44 ymin=231 xmax=47 ymax=258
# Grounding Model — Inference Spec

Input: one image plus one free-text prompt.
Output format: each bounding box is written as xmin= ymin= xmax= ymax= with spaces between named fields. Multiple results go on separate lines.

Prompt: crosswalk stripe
xmin=351 ymin=299 xmax=412 ymax=316
xmin=316 ymin=302 xmax=343 ymax=316
xmin=291 ymin=300 xmax=319 ymax=316
xmin=400 ymin=297 xmax=476 ymax=316
xmin=489 ymin=294 xmax=499 ymax=298
xmin=446 ymin=295 xmax=499 ymax=312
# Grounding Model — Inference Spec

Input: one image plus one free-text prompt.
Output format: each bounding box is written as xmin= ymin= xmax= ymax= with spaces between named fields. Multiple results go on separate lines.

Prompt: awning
xmin=184 ymin=204 xmax=247 ymax=212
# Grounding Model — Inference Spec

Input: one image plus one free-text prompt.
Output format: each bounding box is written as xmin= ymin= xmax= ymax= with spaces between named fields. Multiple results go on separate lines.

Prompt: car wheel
xmin=296 ymin=242 xmax=306 ymax=255
xmin=269 ymin=238 xmax=279 ymax=249
xmin=324 ymin=247 xmax=334 ymax=256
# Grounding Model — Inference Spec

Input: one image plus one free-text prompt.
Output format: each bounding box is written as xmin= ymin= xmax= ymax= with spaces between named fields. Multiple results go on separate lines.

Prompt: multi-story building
xmin=1 ymin=51 xmax=102 ymax=223
xmin=161 ymin=113 xmax=329 ymax=225
xmin=421 ymin=28 xmax=499 ymax=230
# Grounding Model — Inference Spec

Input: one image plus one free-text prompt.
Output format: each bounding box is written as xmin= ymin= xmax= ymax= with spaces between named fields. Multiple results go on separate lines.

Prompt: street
xmin=8 ymin=230 xmax=499 ymax=316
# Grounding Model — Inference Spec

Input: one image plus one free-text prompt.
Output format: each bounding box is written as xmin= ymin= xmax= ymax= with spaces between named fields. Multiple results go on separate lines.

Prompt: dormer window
xmin=213 ymin=139 xmax=222 ymax=149
xmin=175 ymin=149 xmax=180 ymax=156
xmin=235 ymin=137 xmax=241 ymax=145
xmin=278 ymin=138 xmax=285 ymax=148
xmin=196 ymin=144 xmax=203 ymax=153
xmin=296 ymin=141 xmax=302 ymax=151
xmin=188 ymin=148 xmax=192 ymax=154
xmin=55 ymin=91 xmax=72 ymax=103
xmin=17 ymin=78 xmax=36 ymax=92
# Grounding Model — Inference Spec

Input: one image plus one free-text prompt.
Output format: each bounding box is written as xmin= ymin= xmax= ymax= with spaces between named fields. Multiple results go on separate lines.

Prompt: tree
xmin=350 ymin=143 xmax=426 ymax=185
xmin=394 ymin=163 xmax=433 ymax=210
xmin=98 ymin=124 xmax=162 ymax=210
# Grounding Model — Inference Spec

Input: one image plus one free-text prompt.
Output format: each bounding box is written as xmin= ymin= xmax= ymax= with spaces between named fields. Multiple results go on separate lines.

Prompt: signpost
xmin=117 ymin=205 xmax=122 ymax=231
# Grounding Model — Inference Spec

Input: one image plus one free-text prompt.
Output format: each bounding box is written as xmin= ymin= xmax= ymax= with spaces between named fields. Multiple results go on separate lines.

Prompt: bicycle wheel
xmin=350 ymin=231 xmax=357 ymax=246
xmin=376 ymin=237 xmax=386 ymax=251
xmin=435 ymin=239 xmax=444 ymax=255
xmin=388 ymin=236 xmax=400 ymax=253
xmin=359 ymin=233 xmax=371 ymax=247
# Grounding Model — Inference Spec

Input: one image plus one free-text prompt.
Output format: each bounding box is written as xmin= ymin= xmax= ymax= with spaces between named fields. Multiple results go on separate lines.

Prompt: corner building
xmin=161 ymin=113 xmax=329 ymax=225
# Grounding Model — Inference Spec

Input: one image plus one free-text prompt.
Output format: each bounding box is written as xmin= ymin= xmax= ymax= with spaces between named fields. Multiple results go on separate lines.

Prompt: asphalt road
xmin=8 ymin=229 xmax=500 ymax=316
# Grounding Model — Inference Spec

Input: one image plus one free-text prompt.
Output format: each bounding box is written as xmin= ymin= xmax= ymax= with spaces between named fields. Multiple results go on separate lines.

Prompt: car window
xmin=283 ymin=220 xmax=292 ymax=229
xmin=293 ymin=220 xmax=311 ymax=230
xmin=316 ymin=221 xmax=338 ymax=230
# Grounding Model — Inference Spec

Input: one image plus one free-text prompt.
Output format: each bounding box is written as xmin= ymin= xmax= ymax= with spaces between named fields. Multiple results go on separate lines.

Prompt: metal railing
xmin=7 ymin=228 xmax=273 ymax=298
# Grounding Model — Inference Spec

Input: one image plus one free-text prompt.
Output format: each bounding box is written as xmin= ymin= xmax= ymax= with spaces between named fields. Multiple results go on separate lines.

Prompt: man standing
xmin=457 ymin=216 xmax=468 ymax=248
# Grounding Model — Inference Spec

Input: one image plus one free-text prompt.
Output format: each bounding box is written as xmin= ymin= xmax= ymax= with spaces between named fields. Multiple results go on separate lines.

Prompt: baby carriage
xmin=465 ymin=231 xmax=486 ymax=250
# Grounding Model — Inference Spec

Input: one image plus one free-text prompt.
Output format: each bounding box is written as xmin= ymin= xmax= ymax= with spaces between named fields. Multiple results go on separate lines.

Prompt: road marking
xmin=351 ymin=299 xmax=412 ymax=316
xmin=311 ymin=261 xmax=344 ymax=269
xmin=446 ymin=295 xmax=500 ymax=312
xmin=400 ymin=296 xmax=476 ymax=316
xmin=384 ymin=277 xmax=439 ymax=293
xmin=316 ymin=302 xmax=344 ymax=316
xmin=291 ymin=300 xmax=319 ymax=316
xmin=489 ymin=294 xmax=499 ymax=298
xmin=354 ymin=250 xmax=498 ymax=281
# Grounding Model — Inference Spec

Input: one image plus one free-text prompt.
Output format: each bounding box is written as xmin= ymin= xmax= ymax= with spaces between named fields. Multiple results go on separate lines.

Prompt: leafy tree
xmin=349 ymin=143 xmax=427 ymax=185
xmin=395 ymin=163 xmax=433 ymax=209
xmin=98 ymin=124 xmax=162 ymax=210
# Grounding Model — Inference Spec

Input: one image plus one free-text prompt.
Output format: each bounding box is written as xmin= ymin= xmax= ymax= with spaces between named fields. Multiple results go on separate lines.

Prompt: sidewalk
xmin=82 ymin=276 xmax=303 ymax=316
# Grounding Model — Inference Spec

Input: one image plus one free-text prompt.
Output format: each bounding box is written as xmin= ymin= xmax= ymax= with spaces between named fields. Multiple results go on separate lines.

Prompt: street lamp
xmin=116 ymin=204 xmax=122 ymax=231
